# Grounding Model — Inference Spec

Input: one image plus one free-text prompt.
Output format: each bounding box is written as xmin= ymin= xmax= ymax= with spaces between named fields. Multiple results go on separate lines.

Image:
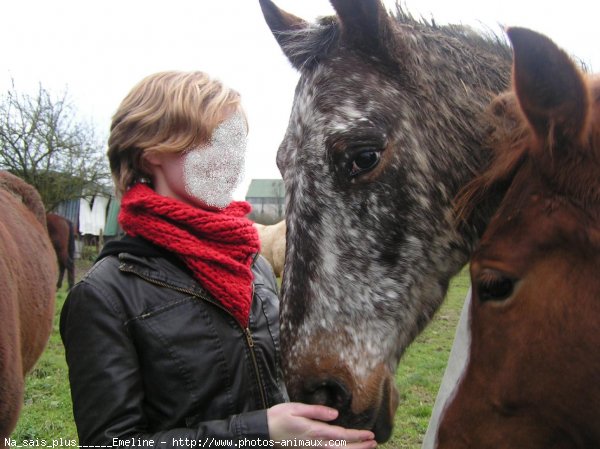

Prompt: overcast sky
xmin=1 ymin=0 xmax=598 ymax=199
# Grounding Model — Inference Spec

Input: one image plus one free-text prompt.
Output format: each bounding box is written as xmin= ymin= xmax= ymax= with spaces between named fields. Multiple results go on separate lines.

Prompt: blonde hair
xmin=108 ymin=71 xmax=244 ymax=196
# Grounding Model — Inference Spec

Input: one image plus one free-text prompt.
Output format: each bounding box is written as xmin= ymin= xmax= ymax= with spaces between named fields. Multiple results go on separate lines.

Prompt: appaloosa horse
xmin=0 ymin=172 xmax=57 ymax=441
xmin=259 ymin=0 xmax=512 ymax=441
xmin=436 ymin=28 xmax=600 ymax=448
xmin=46 ymin=213 xmax=76 ymax=290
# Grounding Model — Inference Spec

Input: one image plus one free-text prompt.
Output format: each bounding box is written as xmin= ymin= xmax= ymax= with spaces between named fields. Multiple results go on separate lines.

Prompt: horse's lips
xmin=372 ymin=400 xmax=395 ymax=443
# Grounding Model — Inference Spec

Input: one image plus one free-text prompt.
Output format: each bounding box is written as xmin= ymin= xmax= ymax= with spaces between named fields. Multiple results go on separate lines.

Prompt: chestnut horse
xmin=0 ymin=172 xmax=57 ymax=441
xmin=254 ymin=220 xmax=286 ymax=278
xmin=260 ymin=0 xmax=511 ymax=441
xmin=46 ymin=213 xmax=76 ymax=290
xmin=437 ymin=28 xmax=600 ymax=448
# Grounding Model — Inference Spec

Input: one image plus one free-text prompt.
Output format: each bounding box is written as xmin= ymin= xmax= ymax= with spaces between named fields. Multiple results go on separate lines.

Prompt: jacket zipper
xmin=119 ymin=265 xmax=268 ymax=409
xmin=243 ymin=283 xmax=267 ymax=408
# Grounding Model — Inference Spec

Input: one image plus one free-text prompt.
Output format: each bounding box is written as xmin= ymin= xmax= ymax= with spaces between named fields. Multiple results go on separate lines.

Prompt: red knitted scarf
xmin=118 ymin=183 xmax=260 ymax=327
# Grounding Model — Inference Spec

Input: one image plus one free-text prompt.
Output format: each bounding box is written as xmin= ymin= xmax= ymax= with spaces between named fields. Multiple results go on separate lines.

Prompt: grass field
xmin=381 ymin=269 xmax=469 ymax=448
xmin=11 ymin=265 xmax=469 ymax=448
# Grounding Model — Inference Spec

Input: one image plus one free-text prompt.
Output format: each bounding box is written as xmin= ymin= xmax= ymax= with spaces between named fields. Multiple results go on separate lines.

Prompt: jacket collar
xmin=104 ymin=235 xmax=260 ymax=294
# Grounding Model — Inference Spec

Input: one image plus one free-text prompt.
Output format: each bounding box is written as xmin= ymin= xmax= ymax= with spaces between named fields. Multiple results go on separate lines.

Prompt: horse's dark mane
xmin=392 ymin=4 xmax=510 ymax=59
xmin=276 ymin=4 xmax=511 ymax=71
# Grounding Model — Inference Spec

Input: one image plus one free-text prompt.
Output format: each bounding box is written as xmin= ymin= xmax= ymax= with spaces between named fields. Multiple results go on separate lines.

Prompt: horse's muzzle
xmin=293 ymin=371 xmax=398 ymax=443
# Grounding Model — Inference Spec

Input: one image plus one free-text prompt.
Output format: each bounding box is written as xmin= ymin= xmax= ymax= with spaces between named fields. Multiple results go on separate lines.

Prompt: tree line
xmin=0 ymin=81 xmax=111 ymax=211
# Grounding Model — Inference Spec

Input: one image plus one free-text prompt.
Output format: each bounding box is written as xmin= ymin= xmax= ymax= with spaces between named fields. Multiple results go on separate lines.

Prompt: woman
xmin=60 ymin=71 xmax=376 ymax=448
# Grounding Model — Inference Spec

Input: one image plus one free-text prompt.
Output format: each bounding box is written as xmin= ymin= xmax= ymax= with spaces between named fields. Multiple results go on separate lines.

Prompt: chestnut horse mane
xmin=455 ymin=77 xmax=600 ymax=224
xmin=453 ymin=92 xmax=531 ymax=223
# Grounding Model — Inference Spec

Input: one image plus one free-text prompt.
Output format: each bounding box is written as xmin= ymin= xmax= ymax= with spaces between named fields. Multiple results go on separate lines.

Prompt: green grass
xmin=381 ymin=269 xmax=469 ymax=448
xmin=11 ymin=268 xmax=469 ymax=448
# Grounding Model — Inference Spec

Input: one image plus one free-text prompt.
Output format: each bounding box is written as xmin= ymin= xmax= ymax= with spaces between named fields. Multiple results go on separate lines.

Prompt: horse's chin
xmin=372 ymin=400 xmax=395 ymax=443
xmin=333 ymin=404 xmax=394 ymax=443
xmin=371 ymin=378 xmax=398 ymax=443
xmin=333 ymin=379 xmax=398 ymax=444
xmin=373 ymin=421 xmax=393 ymax=443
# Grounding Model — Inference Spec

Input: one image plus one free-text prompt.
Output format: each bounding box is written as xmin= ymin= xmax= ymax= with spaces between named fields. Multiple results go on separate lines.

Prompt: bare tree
xmin=0 ymin=81 xmax=110 ymax=211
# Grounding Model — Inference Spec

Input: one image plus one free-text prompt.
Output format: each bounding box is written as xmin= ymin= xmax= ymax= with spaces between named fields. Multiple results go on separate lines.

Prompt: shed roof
xmin=245 ymin=179 xmax=285 ymax=198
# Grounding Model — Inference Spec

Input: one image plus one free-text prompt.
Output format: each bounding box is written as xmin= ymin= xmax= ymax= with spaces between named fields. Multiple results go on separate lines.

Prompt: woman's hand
xmin=267 ymin=403 xmax=377 ymax=449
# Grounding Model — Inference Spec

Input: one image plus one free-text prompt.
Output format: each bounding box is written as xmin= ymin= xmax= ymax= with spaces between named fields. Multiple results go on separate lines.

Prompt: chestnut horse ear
xmin=330 ymin=0 xmax=396 ymax=56
xmin=507 ymin=27 xmax=590 ymax=145
xmin=259 ymin=0 xmax=310 ymax=69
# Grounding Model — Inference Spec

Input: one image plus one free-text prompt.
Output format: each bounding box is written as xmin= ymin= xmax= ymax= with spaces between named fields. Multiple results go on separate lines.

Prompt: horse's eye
xmin=477 ymin=274 xmax=515 ymax=302
xmin=349 ymin=150 xmax=381 ymax=177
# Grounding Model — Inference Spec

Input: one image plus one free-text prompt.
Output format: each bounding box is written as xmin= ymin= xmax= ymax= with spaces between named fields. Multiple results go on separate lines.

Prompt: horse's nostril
xmin=304 ymin=379 xmax=352 ymax=410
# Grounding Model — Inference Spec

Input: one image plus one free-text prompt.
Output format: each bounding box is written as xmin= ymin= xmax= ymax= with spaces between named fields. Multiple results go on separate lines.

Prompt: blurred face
xmin=183 ymin=110 xmax=247 ymax=208
xmin=147 ymin=110 xmax=247 ymax=209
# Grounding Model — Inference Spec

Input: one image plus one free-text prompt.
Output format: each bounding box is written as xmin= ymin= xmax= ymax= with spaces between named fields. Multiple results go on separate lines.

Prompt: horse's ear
xmin=330 ymin=0 xmax=397 ymax=56
xmin=507 ymin=27 xmax=590 ymax=146
xmin=259 ymin=0 xmax=310 ymax=69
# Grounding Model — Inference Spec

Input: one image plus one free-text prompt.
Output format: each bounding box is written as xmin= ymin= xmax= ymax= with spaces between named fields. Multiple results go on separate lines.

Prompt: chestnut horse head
xmin=437 ymin=28 xmax=600 ymax=448
xmin=260 ymin=0 xmax=511 ymax=441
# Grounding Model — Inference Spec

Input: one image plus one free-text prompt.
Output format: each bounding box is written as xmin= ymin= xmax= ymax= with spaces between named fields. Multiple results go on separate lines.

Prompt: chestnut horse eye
xmin=349 ymin=150 xmax=381 ymax=177
xmin=477 ymin=276 xmax=515 ymax=302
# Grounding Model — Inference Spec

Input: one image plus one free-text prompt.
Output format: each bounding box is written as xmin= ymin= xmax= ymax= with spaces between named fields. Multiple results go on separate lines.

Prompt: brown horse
xmin=260 ymin=0 xmax=511 ymax=441
xmin=46 ymin=213 xmax=76 ymax=290
xmin=437 ymin=28 xmax=600 ymax=448
xmin=0 ymin=172 xmax=57 ymax=441
xmin=254 ymin=220 xmax=286 ymax=278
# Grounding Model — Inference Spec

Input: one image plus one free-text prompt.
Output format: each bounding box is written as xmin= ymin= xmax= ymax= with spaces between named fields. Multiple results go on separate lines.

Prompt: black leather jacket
xmin=60 ymin=236 xmax=287 ymax=447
